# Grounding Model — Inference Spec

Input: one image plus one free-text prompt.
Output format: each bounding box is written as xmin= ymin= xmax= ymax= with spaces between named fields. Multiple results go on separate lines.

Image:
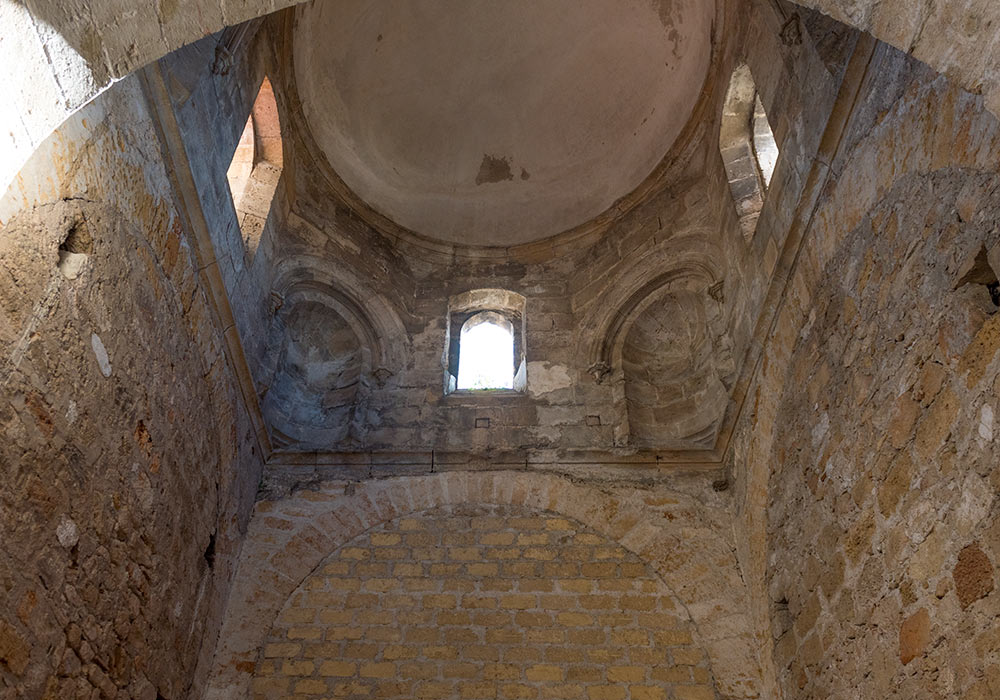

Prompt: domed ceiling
xmin=293 ymin=0 xmax=715 ymax=247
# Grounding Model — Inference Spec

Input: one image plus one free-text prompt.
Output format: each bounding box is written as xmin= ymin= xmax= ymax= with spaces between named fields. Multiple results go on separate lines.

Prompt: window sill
xmin=444 ymin=389 xmax=526 ymax=400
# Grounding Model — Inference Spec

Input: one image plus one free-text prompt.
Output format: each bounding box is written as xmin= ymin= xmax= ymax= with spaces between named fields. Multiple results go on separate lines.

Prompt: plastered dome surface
xmin=293 ymin=0 xmax=715 ymax=247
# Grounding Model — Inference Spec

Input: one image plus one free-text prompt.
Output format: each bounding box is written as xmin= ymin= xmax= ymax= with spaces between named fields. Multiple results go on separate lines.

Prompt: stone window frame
xmin=751 ymin=94 xmax=778 ymax=188
xmin=226 ymin=75 xmax=283 ymax=261
xmin=444 ymin=289 xmax=527 ymax=395
xmin=719 ymin=63 xmax=780 ymax=241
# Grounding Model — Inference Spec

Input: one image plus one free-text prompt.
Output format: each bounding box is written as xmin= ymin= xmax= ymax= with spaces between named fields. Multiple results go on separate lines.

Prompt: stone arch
xmin=582 ymin=243 xmax=722 ymax=379
xmin=269 ymin=257 xmax=410 ymax=376
xmin=622 ymin=289 xmax=730 ymax=448
xmin=259 ymin=293 xmax=365 ymax=450
xmin=203 ymin=471 xmax=762 ymax=699
xmin=254 ymin=259 xmax=410 ymax=450
xmin=252 ymin=503 xmax=722 ymax=699
xmin=576 ymin=239 xmax=732 ymax=449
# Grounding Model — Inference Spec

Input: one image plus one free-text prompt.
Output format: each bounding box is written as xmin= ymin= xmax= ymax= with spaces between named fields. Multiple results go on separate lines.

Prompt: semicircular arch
xmin=203 ymin=471 xmax=763 ymax=699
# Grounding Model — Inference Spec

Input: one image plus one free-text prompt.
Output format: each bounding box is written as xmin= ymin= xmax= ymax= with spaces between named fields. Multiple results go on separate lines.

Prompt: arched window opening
xmin=444 ymin=289 xmax=527 ymax=395
xmin=719 ymin=64 xmax=779 ymax=240
xmin=457 ymin=312 xmax=515 ymax=390
xmin=227 ymin=114 xmax=255 ymax=208
xmin=226 ymin=76 xmax=283 ymax=260
xmin=752 ymin=95 xmax=778 ymax=187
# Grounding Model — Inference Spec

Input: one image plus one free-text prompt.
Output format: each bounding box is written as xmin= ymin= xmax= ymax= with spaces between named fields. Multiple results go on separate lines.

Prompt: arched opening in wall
xmin=621 ymin=290 xmax=729 ymax=448
xmin=226 ymin=76 xmax=283 ymax=260
xmin=720 ymin=64 xmax=779 ymax=240
xmin=456 ymin=312 xmax=515 ymax=390
xmin=752 ymin=95 xmax=778 ymax=186
xmin=260 ymin=299 xmax=363 ymax=449
xmin=444 ymin=289 xmax=527 ymax=394
xmin=251 ymin=504 xmax=724 ymax=700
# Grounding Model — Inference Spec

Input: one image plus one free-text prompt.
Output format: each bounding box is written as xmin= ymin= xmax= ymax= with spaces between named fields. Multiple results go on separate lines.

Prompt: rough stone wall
xmin=0 ymin=73 xmax=264 ymax=699
xmin=770 ymin=164 xmax=1000 ymax=698
xmin=725 ymin=40 xmax=1000 ymax=700
xmin=766 ymin=54 xmax=1000 ymax=697
xmin=253 ymin=504 xmax=719 ymax=700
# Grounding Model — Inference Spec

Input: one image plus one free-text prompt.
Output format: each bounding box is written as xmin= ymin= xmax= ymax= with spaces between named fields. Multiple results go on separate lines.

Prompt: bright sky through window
xmin=457 ymin=317 xmax=514 ymax=390
xmin=753 ymin=94 xmax=778 ymax=187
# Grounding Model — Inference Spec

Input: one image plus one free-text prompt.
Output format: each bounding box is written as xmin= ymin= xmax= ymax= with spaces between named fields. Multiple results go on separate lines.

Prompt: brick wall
xmin=253 ymin=504 xmax=717 ymax=700
xmin=205 ymin=472 xmax=761 ymax=699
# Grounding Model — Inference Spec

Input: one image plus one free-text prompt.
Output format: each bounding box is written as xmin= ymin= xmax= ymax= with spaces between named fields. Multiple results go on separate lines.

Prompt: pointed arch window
xmin=456 ymin=312 xmax=515 ymax=390
xmin=444 ymin=290 xmax=527 ymax=394
xmin=720 ymin=65 xmax=779 ymax=240
xmin=226 ymin=76 xmax=283 ymax=259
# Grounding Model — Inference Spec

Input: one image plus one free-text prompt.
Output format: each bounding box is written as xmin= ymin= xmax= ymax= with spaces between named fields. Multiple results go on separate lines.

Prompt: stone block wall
xmin=727 ymin=41 xmax=1000 ymax=700
xmin=0 ymin=72 xmax=264 ymax=699
xmin=253 ymin=504 xmax=717 ymax=700
xmin=770 ymin=162 xmax=1000 ymax=697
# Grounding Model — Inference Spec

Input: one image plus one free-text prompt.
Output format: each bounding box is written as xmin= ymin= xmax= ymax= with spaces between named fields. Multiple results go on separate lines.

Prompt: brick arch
xmin=202 ymin=471 xmax=762 ymax=699
xmin=253 ymin=503 xmax=721 ymax=699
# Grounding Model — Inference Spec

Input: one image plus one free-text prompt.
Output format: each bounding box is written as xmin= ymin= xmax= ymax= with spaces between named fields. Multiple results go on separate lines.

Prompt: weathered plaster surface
xmin=292 ymin=0 xmax=714 ymax=245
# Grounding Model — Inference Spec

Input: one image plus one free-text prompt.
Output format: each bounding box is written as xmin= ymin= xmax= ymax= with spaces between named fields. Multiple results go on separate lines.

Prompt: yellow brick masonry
xmin=252 ymin=504 xmax=718 ymax=699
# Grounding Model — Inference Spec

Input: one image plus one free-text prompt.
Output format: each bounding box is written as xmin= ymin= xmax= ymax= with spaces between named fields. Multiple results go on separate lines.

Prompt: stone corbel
xmin=780 ymin=14 xmax=802 ymax=47
xmin=211 ymin=19 xmax=264 ymax=76
xmin=373 ymin=367 xmax=394 ymax=388
xmin=211 ymin=44 xmax=235 ymax=76
xmin=708 ymin=280 xmax=725 ymax=304
xmin=269 ymin=291 xmax=285 ymax=316
xmin=587 ymin=361 xmax=612 ymax=385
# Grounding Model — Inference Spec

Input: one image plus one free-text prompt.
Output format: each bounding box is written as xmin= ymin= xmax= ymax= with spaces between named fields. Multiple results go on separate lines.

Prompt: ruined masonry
xmin=1 ymin=1 xmax=1000 ymax=699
